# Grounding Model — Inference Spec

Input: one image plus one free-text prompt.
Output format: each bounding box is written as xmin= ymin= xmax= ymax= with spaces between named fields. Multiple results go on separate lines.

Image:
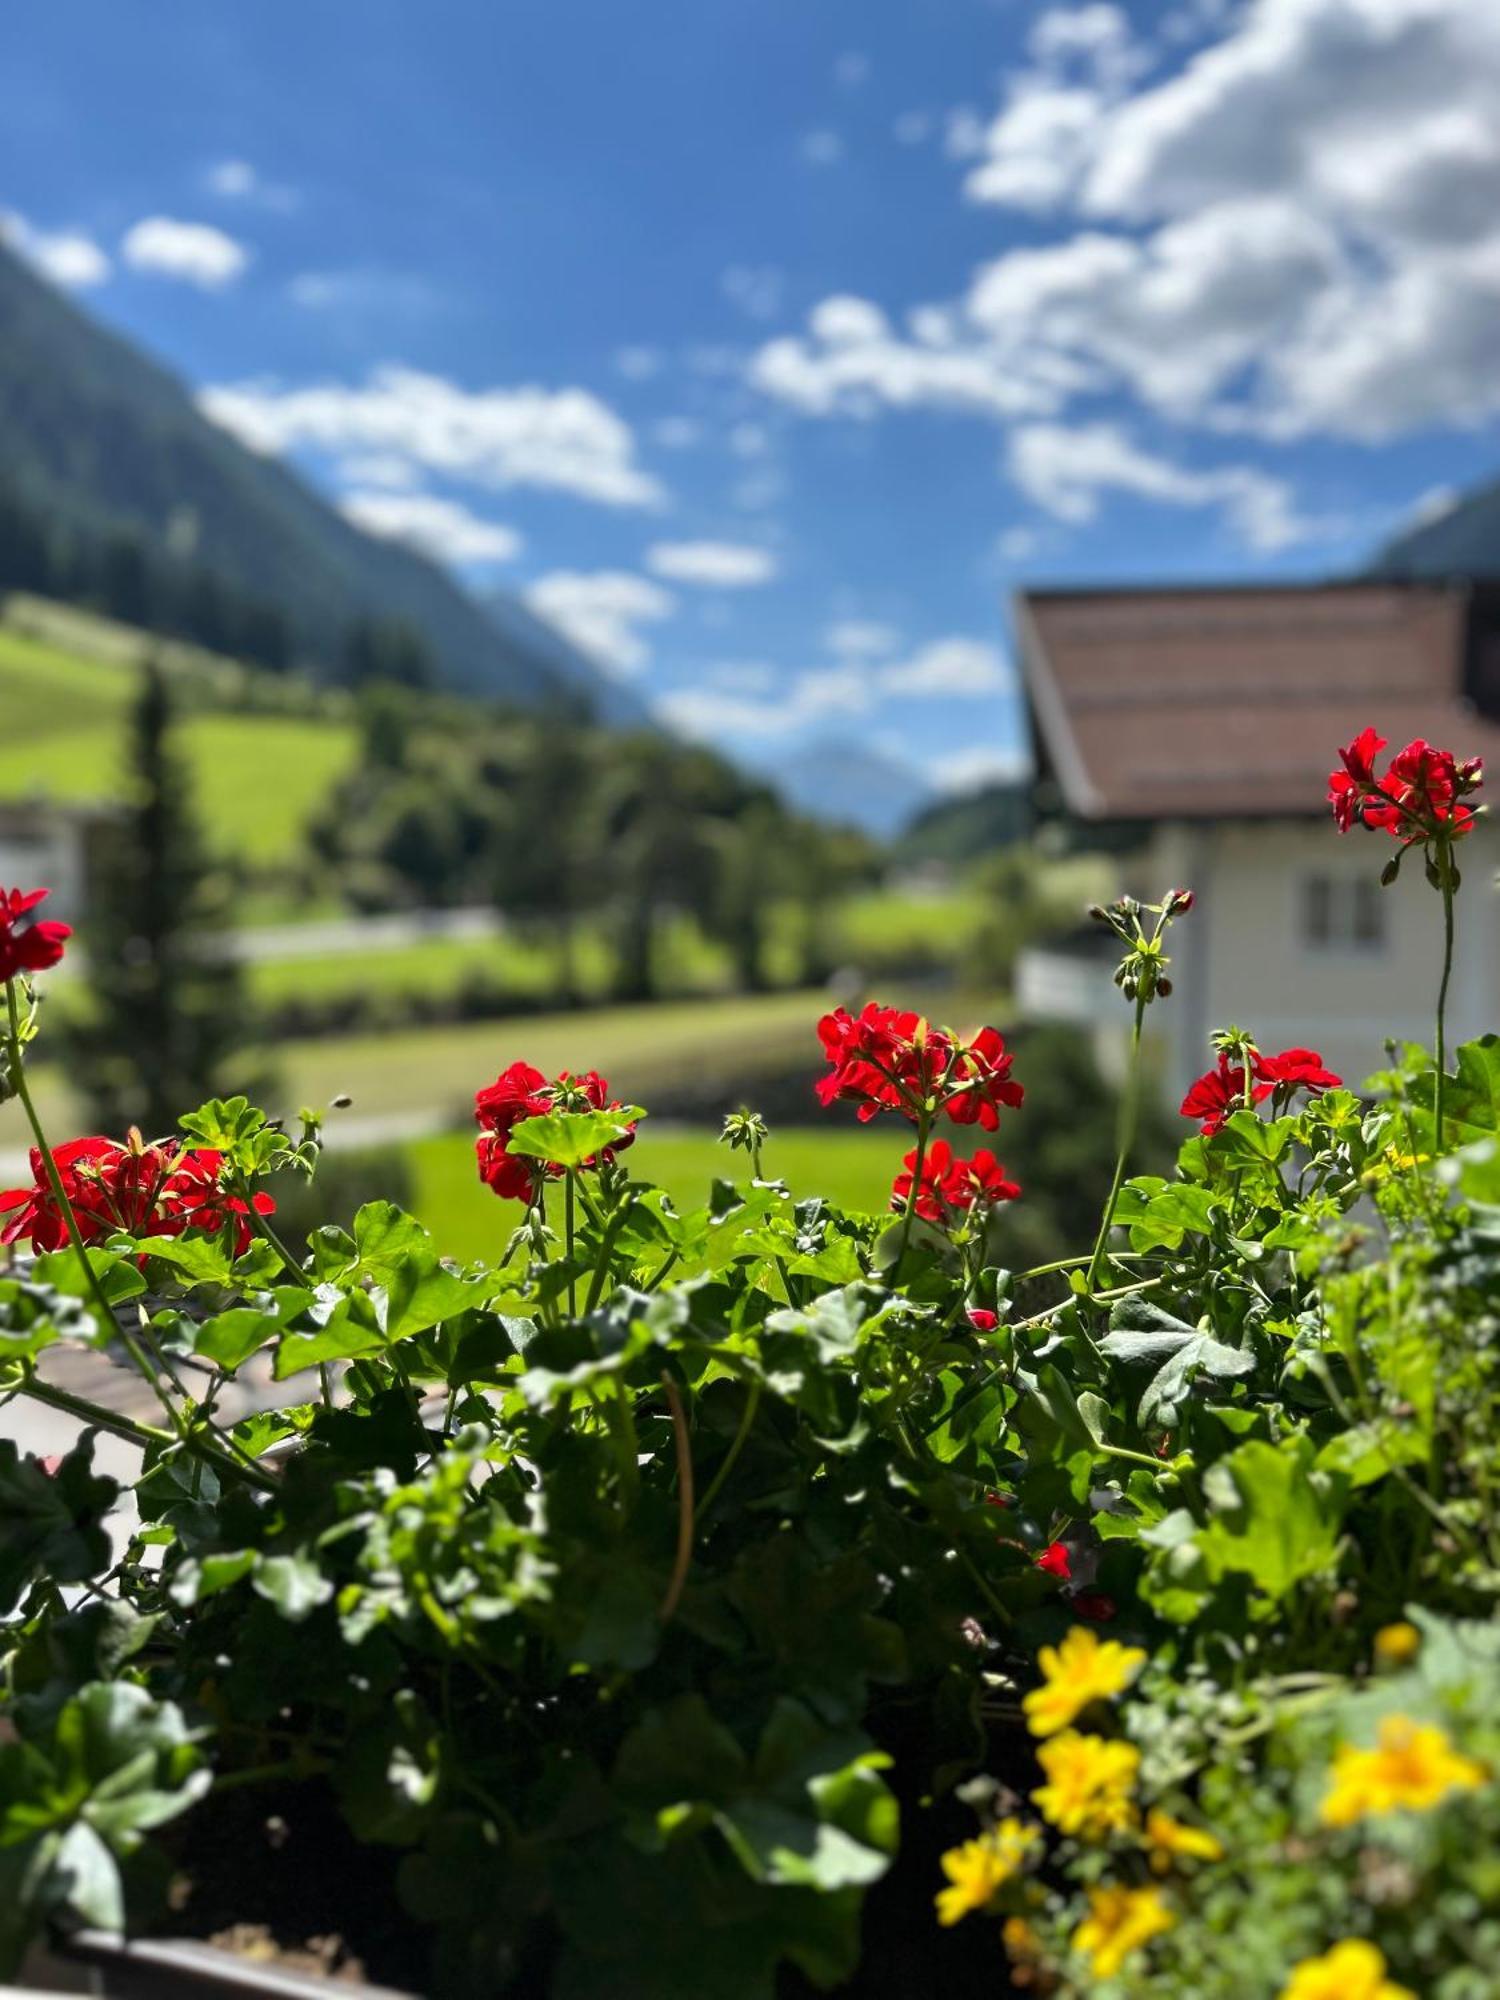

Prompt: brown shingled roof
xmin=1014 ymin=583 xmax=1495 ymax=820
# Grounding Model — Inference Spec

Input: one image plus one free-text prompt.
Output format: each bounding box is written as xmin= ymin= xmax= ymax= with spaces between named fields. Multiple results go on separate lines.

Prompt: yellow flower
xmin=934 ymin=1818 xmax=1040 ymax=1926
xmin=1144 ymin=1807 xmax=1224 ymax=1871
xmin=1321 ymin=1714 xmax=1486 ymax=1827
xmin=1072 ymin=1883 xmax=1174 ymax=1980
xmin=1022 ymin=1626 xmax=1148 ymax=1739
xmin=1032 ymin=1732 xmax=1140 ymax=1840
xmin=1279 ymin=1939 xmax=1415 ymax=2000
xmin=1373 ymin=1622 xmax=1422 ymax=1668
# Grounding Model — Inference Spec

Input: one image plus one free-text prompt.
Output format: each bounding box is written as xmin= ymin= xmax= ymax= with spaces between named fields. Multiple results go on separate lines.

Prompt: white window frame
xmin=1300 ymin=871 xmax=1386 ymax=953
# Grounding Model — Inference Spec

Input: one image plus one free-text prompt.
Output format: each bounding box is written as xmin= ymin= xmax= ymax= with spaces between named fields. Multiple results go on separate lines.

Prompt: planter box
xmin=20 ymin=1932 xmax=418 ymax=2000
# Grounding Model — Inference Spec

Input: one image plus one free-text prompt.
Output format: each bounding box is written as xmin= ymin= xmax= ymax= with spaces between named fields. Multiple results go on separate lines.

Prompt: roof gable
xmin=1015 ymin=583 xmax=1489 ymax=821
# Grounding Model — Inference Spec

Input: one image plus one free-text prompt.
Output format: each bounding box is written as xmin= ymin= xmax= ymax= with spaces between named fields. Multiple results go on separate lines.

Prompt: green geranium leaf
xmin=507 ymin=1108 xmax=645 ymax=1169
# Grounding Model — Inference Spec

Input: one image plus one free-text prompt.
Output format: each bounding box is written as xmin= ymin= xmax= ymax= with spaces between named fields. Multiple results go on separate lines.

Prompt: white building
xmin=1013 ymin=582 xmax=1500 ymax=1099
xmin=0 ymin=802 xmax=104 ymax=934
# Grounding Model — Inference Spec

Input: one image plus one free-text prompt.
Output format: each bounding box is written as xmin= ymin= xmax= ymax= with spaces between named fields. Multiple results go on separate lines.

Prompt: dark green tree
xmin=64 ymin=662 xmax=255 ymax=1135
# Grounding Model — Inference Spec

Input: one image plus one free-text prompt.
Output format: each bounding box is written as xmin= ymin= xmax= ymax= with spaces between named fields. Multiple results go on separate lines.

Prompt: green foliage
xmin=2 ymin=1025 xmax=1498 ymax=1995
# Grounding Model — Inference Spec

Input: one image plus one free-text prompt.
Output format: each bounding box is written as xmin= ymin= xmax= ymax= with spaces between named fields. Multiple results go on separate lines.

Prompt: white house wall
xmin=1128 ymin=819 xmax=1497 ymax=1100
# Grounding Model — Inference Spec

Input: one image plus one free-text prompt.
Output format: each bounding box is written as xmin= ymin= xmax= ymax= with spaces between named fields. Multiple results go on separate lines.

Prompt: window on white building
xmin=1302 ymin=873 xmax=1385 ymax=951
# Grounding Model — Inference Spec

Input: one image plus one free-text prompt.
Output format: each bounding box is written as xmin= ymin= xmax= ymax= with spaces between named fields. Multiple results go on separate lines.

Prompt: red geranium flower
xmin=944 ymin=1025 xmax=1025 ymax=1131
xmin=967 ymin=1307 xmax=999 ymax=1332
xmin=474 ymin=1062 xmax=638 ymax=1205
xmin=956 ymin=1149 xmax=1022 ymax=1206
xmin=158 ymin=1149 xmax=276 ymax=1256
xmin=1329 ymin=728 xmax=1481 ymax=841
xmin=1258 ymin=1047 xmax=1342 ymax=1095
xmin=890 ymin=1137 xmax=969 ymax=1221
xmin=2 ymin=1133 xmax=182 ymax=1251
xmin=0 ymin=887 xmax=70 ymax=985
xmin=1179 ymin=1056 xmax=1272 ymax=1135
xmin=815 ymin=1005 xmax=1022 ymax=1131
xmin=1036 ymin=1542 xmax=1072 ymax=1580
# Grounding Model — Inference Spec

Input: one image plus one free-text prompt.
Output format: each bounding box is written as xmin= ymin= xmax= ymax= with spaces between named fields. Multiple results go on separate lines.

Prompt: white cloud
xmin=614 ymin=345 xmax=661 ymax=380
xmin=1007 ymin=422 xmax=1315 ymax=551
xmin=893 ymin=110 xmax=933 ymax=145
xmin=659 ymin=664 xmax=867 ymax=741
xmin=657 ymin=634 xmax=1010 ymax=742
xmin=881 ymin=637 xmax=1013 ymax=697
xmin=122 ymin=216 xmax=248 ymax=288
xmin=802 ymin=129 xmax=845 ymax=166
xmin=752 ymin=295 xmax=1064 ymax=421
xmin=206 ymin=159 xmax=298 ymax=210
xmin=826 ymin=620 xmax=902 ymax=659
xmin=525 ymin=571 xmax=676 ymax=676
xmin=201 ymin=364 xmax=664 ymax=508
xmin=334 ymin=453 xmax=424 ymax=491
xmin=761 ymin=0 xmax=1500 ymax=450
xmin=728 ymin=421 xmax=769 ymax=458
xmin=834 ymin=50 xmax=871 ymax=88
xmin=721 ymin=264 xmax=786 ymax=322
xmin=339 ymin=490 xmax=522 ymax=567
xmin=929 ymin=745 xmax=1030 ymax=793
xmin=0 ymin=211 xmax=110 ymax=287
xmin=996 ymin=525 xmax=1043 ymax=562
xmin=646 ymin=541 xmax=778 ymax=588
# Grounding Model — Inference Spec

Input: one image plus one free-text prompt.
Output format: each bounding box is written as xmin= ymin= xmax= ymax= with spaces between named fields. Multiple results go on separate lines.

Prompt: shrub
xmin=0 ymin=725 xmax=1495 ymax=1996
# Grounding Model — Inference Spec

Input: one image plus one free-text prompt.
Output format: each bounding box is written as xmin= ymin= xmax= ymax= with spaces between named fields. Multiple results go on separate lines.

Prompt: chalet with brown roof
xmin=1013 ymin=581 xmax=1500 ymax=1094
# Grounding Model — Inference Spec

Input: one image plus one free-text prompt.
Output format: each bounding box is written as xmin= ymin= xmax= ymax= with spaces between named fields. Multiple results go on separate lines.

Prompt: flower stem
xmin=1087 ymin=989 xmax=1147 ymax=1291
xmin=897 ymin=1107 xmax=932 ymax=1266
xmin=18 ymin=1369 xmax=174 ymax=1449
xmin=658 ymin=1372 xmax=694 ymax=1623
xmin=3 ymin=983 xmax=180 ymax=1428
xmin=564 ymin=1171 xmax=577 ymax=1317
xmin=693 ymin=1379 xmax=760 ymax=1527
xmin=1435 ymin=841 xmax=1455 ymax=1154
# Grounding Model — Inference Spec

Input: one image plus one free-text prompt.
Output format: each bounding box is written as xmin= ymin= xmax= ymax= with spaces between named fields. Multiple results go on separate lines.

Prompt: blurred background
xmin=3 ymin=0 xmax=1499 ymax=1262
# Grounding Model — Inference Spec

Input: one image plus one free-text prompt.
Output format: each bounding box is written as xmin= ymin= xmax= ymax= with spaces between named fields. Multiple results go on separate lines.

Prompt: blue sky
xmin=5 ymin=0 xmax=1500 ymax=796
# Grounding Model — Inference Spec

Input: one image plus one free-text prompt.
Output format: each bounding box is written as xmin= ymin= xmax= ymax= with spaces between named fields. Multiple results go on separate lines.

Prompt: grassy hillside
xmin=408 ymin=1125 xmax=896 ymax=1262
xmin=0 ymin=614 xmax=357 ymax=864
xmin=0 ymin=240 xmax=635 ymax=717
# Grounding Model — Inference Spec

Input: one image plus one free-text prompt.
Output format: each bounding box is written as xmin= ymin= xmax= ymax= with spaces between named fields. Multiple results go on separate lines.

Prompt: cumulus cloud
xmin=525 ymin=571 xmax=676 ymax=675
xmin=122 ymin=217 xmax=248 ymax=288
xmin=339 ymin=491 xmax=522 ymax=567
xmin=657 ymin=635 xmax=1010 ymax=741
xmin=1007 ymin=422 xmax=1315 ymax=551
xmin=758 ymin=0 xmax=1500 ymax=460
xmin=826 ymin=620 xmax=902 ymax=659
xmin=929 ymin=744 xmax=1030 ymax=793
xmin=751 ymin=294 xmax=1064 ymax=421
xmin=0 ymin=211 xmax=110 ymax=287
xmin=201 ymin=364 xmax=664 ymax=508
xmin=646 ymin=542 xmax=778 ymax=587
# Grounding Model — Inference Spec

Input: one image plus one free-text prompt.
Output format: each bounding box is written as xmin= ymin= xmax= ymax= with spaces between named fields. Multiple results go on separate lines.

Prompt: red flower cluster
xmin=474 ymin=1062 xmax=637 ymax=1204
xmin=1180 ymin=1046 xmax=1342 ymax=1135
xmin=0 ymin=1137 xmax=274 ymax=1255
xmin=889 ymin=1139 xmax=1020 ymax=1223
xmin=1036 ymin=1541 xmax=1071 ymax=1579
xmin=816 ymin=1005 xmax=1022 ymax=1130
xmin=1329 ymin=728 xmax=1482 ymax=841
xmin=0 ymin=887 xmax=70 ymax=986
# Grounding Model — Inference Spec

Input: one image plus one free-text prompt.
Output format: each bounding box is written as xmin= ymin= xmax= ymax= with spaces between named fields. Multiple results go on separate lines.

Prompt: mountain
xmin=895 ymin=781 xmax=1031 ymax=866
xmin=480 ymin=589 xmax=644 ymax=721
xmin=765 ymin=738 xmax=934 ymax=840
xmin=0 ymin=243 xmax=643 ymax=720
xmin=1372 ymin=481 xmax=1500 ymax=581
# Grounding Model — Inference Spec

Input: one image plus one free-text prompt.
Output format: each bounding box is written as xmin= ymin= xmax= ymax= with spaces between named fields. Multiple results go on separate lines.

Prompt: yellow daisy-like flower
xmin=934 ymin=1818 xmax=1040 ymax=1926
xmin=1373 ymin=1622 xmax=1422 ymax=1668
xmin=1278 ymin=1939 xmax=1415 ymax=2000
xmin=1022 ymin=1626 xmax=1148 ymax=1739
xmin=1072 ymin=1883 xmax=1175 ymax=1980
xmin=1320 ymin=1713 xmax=1486 ymax=1827
xmin=1144 ymin=1807 xmax=1224 ymax=1872
xmin=1032 ymin=1731 xmax=1140 ymax=1840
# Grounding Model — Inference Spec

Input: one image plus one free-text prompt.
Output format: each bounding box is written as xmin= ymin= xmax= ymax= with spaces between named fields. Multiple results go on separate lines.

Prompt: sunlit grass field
xmin=0 ymin=620 xmax=358 ymax=865
xmin=408 ymin=1123 xmax=896 ymax=1262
